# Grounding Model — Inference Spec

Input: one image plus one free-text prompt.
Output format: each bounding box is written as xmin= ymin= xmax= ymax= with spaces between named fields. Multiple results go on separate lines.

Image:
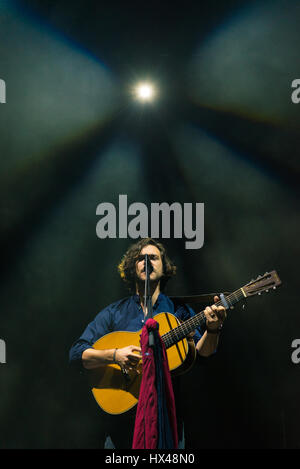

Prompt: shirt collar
xmin=133 ymin=292 xmax=165 ymax=309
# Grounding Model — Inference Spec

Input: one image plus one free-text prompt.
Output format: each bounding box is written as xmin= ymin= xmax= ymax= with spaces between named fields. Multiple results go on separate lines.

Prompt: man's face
xmin=135 ymin=244 xmax=164 ymax=284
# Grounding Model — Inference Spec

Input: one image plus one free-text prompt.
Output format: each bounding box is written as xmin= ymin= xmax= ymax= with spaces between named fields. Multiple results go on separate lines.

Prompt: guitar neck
xmin=161 ymin=288 xmax=245 ymax=349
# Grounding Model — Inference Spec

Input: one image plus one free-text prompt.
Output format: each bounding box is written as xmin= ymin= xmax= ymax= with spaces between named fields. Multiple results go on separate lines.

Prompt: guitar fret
xmin=161 ymin=289 xmax=244 ymax=349
xmin=162 ymin=310 xmax=207 ymax=349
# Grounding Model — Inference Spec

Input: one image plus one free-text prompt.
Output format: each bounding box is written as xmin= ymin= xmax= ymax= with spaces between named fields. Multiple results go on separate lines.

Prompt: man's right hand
xmin=114 ymin=345 xmax=142 ymax=371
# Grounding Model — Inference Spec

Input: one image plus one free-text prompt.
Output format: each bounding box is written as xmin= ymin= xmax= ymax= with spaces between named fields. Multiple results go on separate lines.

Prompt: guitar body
xmin=89 ymin=312 xmax=196 ymax=415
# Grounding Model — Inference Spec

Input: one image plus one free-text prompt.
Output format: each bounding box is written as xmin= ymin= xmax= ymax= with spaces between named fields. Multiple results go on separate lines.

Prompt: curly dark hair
xmin=118 ymin=238 xmax=177 ymax=292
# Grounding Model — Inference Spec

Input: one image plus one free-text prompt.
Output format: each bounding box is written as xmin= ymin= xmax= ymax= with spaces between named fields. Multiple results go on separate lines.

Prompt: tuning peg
xmin=273 ymin=286 xmax=276 ymax=290
xmin=258 ymin=292 xmax=261 ymax=295
xmin=266 ymin=290 xmax=269 ymax=293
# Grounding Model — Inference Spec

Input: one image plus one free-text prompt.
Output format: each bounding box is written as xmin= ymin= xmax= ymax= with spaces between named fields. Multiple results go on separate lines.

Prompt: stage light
xmin=134 ymin=82 xmax=156 ymax=102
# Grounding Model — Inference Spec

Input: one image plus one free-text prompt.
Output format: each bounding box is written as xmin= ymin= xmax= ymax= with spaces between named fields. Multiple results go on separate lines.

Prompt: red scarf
xmin=132 ymin=318 xmax=178 ymax=449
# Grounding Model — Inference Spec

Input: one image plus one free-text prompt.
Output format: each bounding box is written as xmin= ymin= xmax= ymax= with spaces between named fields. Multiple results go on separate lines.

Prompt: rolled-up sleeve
xmin=69 ymin=305 xmax=113 ymax=371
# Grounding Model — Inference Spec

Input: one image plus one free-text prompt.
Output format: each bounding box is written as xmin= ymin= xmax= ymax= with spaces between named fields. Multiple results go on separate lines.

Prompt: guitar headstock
xmin=243 ymin=270 xmax=282 ymax=297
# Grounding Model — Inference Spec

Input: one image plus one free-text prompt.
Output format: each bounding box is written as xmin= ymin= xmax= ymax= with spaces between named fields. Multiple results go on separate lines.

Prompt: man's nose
xmin=142 ymin=259 xmax=153 ymax=271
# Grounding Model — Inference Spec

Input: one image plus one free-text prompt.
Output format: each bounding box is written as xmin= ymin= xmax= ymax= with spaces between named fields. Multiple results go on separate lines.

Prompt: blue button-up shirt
xmin=69 ymin=293 xmax=204 ymax=369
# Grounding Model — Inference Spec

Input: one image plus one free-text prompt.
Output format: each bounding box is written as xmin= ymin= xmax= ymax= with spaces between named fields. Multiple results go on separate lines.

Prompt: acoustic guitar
xmin=89 ymin=271 xmax=281 ymax=415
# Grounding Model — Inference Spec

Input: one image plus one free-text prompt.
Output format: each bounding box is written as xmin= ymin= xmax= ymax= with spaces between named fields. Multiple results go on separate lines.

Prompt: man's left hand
xmin=204 ymin=296 xmax=227 ymax=332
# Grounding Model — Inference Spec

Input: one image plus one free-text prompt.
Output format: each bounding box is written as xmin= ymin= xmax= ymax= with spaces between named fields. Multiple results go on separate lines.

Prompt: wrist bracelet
xmin=207 ymin=327 xmax=222 ymax=334
xmin=113 ymin=348 xmax=118 ymax=363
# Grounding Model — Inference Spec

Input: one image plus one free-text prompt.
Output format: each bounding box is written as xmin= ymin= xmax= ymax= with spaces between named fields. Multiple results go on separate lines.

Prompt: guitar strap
xmin=169 ymin=292 xmax=230 ymax=307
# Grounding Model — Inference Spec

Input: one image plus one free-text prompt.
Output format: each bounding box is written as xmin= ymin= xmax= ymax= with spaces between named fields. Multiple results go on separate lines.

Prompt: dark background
xmin=0 ymin=0 xmax=299 ymax=449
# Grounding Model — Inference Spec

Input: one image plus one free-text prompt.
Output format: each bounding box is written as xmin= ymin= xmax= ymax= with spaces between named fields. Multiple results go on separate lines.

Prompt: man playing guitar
xmin=69 ymin=238 xmax=226 ymax=448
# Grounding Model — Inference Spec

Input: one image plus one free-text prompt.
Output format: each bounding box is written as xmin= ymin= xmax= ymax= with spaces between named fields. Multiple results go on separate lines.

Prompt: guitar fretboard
xmin=161 ymin=288 xmax=245 ymax=349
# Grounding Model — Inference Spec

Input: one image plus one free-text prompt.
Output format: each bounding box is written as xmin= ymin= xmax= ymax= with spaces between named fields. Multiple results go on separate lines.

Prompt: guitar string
xmin=161 ymin=288 xmax=245 ymax=349
xmin=162 ymin=277 xmax=276 ymax=348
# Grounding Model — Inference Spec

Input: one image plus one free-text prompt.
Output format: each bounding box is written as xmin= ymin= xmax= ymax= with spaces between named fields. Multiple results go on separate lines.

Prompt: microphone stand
xmin=144 ymin=254 xmax=154 ymax=347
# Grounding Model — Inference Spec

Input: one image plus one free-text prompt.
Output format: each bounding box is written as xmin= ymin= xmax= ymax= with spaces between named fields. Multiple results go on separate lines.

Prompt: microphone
xmin=145 ymin=254 xmax=153 ymax=275
xmin=144 ymin=254 xmax=154 ymax=346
